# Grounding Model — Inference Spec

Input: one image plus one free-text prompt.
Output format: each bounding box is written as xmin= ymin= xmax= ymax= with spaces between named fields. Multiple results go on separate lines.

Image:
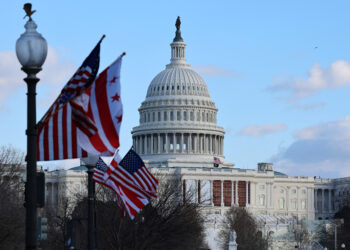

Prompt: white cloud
xmin=268 ymin=60 xmax=350 ymax=99
xmin=238 ymin=123 xmax=287 ymax=137
xmin=289 ymin=102 xmax=326 ymax=111
xmin=272 ymin=116 xmax=350 ymax=177
xmin=193 ymin=65 xmax=237 ymax=78
xmin=0 ymin=47 xmax=76 ymax=111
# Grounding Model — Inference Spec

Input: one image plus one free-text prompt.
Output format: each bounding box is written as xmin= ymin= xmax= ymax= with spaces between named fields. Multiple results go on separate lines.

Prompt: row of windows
xmin=149 ymin=85 xmax=208 ymax=95
xmin=140 ymin=110 xmax=217 ymax=123
xmin=143 ymin=99 xmax=214 ymax=107
xmin=258 ymin=195 xmax=307 ymax=209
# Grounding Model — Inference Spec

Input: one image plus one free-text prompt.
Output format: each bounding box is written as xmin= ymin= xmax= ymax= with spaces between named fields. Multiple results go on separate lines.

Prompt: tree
xmin=219 ymin=207 xmax=268 ymax=250
xmin=320 ymin=206 xmax=350 ymax=249
xmin=0 ymin=145 xmax=25 ymax=249
xmin=68 ymin=176 xmax=207 ymax=250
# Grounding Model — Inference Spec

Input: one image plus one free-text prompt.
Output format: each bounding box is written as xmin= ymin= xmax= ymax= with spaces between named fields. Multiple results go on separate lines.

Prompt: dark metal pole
xmin=23 ymin=67 xmax=41 ymax=250
xmin=87 ymin=165 xmax=95 ymax=250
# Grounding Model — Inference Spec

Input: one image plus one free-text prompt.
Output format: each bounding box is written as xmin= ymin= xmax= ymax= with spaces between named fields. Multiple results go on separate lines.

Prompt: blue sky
xmin=1 ymin=1 xmax=350 ymax=177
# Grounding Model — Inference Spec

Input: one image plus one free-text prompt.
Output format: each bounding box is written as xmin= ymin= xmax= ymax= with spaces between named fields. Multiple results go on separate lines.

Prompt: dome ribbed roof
xmin=146 ymin=67 xmax=210 ymax=98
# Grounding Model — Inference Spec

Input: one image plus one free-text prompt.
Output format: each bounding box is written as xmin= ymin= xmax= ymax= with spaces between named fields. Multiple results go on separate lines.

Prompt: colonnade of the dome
xmin=133 ymin=132 xmax=224 ymax=156
xmin=139 ymin=107 xmax=217 ymax=124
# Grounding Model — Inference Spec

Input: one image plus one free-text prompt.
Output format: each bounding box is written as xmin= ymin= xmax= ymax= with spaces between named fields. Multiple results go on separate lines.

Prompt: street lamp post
xmin=16 ymin=4 xmax=47 ymax=249
xmin=81 ymin=155 xmax=99 ymax=250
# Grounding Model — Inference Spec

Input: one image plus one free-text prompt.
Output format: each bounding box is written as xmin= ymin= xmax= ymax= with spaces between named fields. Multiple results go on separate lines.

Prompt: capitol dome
xmin=146 ymin=65 xmax=210 ymax=99
xmin=131 ymin=17 xmax=231 ymax=168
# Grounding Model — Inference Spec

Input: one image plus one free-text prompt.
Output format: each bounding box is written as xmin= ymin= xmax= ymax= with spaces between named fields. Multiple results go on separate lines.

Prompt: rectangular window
xmin=184 ymin=135 xmax=188 ymax=150
xmin=184 ymin=111 xmax=187 ymax=121
xmin=177 ymin=111 xmax=181 ymax=121
xmin=238 ymin=181 xmax=246 ymax=207
xmin=176 ymin=134 xmax=181 ymax=152
xmin=162 ymin=134 xmax=166 ymax=152
xmin=213 ymin=180 xmax=221 ymax=206
xmin=190 ymin=111 xmax=194 ymax=121
xmin=279 ymin=198 xmax=285 ymax=209
xmin=185 ymin=179 xmax=197 ymax=203
xmin=200 ymin=180 xmax=211 ymax=205
xmin=170 ymin=111 xmax=174 ymax=121
xmin=152 ymin=112 xmax=155 ymax=122
xmin=223 ymin=181 xmax=232 ymax=206
xmin=153 ymin=135 xmax=158 ymax=153
xmin=259 ymin=196 xmax=265 ymax=206
xmin=158 ymin=112 xmax=161 ymax=121
xmin=164 ymin=111 xmax=168 ymax=121
xmin=301 ymin=200 xmax=306 ymax=209
xmin=169 ymin=135 xmax=174 ymax=150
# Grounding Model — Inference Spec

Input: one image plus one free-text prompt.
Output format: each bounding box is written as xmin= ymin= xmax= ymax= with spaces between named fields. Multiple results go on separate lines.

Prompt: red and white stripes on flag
xmin=76 ymin=54 xmax=124 ymax=157
xmin=36 ymin=42 xmax=101 ymax=161
xmin=37 ymin=104 xmax=87 ymax=161
xmin=93 ymin=149 xmax=158 ymax=219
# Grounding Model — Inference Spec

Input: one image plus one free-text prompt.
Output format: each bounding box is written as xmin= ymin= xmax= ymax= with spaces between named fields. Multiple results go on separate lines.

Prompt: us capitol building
xmin=45 ymin=17 xmax=350 ymax=248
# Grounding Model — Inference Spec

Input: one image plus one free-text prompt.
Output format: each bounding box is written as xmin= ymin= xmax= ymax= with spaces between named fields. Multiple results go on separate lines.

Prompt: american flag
xmin=118 ymin=149 xmax=158 ymax=197
xmin=93 ymin=157 xmax=125 ymax=216
xmin=93 ymin=149 xmax=158 ymax=219
xmin=76 ymin=54 xmax=124 ymax=157
xmin=213 ymin=157 xmax=222 ymax=165
xmin=36 ymin=40 xmax=101 ymax=161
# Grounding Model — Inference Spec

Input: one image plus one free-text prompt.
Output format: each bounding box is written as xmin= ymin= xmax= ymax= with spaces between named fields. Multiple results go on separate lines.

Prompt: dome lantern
xmin=168 ymin=16 xmax=187 ymax=68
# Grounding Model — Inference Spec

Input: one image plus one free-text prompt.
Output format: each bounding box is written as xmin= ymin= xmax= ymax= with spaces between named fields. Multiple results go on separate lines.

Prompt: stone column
xmin=231 ymin=181 xmax=234 ymax=206
xmin=286 ymin=187 xmax=290 ymax=213
xmin=181 ymin=133 xmax=184 ymax=153
xmin=150 ymin=134 xmax=153 ymax=154
xmin=253 ymin=182 xmax=257 ymax=206
xmin=246 ymin=181 xmax=248 ymax=207
xmin=144 ymin=135 xmax=148 ymax=154
xmin=221 ymin=180 xmax=224 ymax=207
xmin=197 ymin=134 xmax=200 ymax=153
xmin=235 ymin=181 xmax=238 ymax=205
xmin=222 ymin=136 xmax=224 ymax=156
xmin=297 ymin=187 xmax=300 ymax=212
xmin=210 ymin=180 xmax=214 ymax=206
xmin=322 ymin=189 xmax=324 ymax=214
xmin=328 ymin=189 xmax=332 ymax=212
xmin=314 ymin=189 xmax=318 ymax=212
xmin=165 ymin=133 xmax=168 ymax=153
xmin=209 ymin=135 xmax=212 ymax=154
xmin=157 ymin=134 xmax=160 ymax=154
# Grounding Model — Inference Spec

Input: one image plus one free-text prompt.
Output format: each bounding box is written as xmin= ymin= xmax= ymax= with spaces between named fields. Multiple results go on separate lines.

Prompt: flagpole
xmin=81 ymin=155 xmax=99 ymax=250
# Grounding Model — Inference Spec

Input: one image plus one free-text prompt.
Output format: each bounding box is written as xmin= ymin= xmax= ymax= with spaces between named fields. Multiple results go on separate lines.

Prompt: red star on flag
xmin=110 ymin=76 xmax=118 ymax=83
xmin=111 ymin=93 xmax=120 ymax=102
xmin=116 ymin=115 xmax=122 ymax=123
